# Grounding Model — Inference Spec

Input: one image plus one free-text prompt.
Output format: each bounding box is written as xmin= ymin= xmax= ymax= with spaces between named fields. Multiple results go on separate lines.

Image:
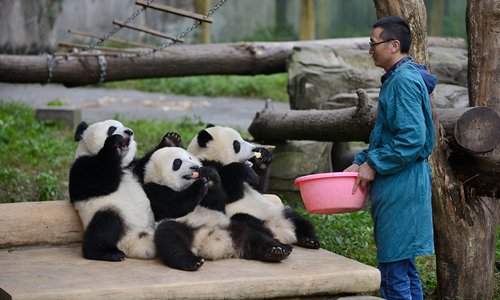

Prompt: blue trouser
xmin=378 ymin=258 xmax=423 ymax=300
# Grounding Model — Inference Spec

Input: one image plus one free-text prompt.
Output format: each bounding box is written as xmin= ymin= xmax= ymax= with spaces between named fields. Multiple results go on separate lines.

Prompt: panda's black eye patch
xmin=107 ymin=126 xmax=117 ymax=136
xmin=173 ymin=159 xmax=182 ymax=171
xmin=233 ymin=140 xmax=241 ymax=153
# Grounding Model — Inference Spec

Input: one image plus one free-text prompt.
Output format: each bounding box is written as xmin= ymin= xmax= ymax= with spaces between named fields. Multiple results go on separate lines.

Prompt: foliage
xmin=0 ymin=101 xmax=73 ymax=202
xmin=102 ymin=74 xmax=289 ymax=102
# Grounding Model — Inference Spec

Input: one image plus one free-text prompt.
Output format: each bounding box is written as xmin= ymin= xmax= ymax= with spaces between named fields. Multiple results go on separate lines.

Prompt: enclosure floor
xmin=0 ymin=244 xmax=380 ymax=299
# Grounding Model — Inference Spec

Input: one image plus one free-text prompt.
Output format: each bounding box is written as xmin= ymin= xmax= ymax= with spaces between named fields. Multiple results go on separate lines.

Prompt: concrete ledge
xmin=0 ymin=245 xmax=380 ymax=299
xmin=0 ymin=200 xmax=381 ymax=299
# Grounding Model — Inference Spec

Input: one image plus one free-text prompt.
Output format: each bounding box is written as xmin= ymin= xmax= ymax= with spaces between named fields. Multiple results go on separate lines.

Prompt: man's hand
xmin=352 ymin=162 xmax=375 ymax=195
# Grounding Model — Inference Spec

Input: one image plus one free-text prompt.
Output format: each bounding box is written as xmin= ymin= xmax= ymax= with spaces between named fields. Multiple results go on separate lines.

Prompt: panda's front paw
xmin=199 ymin=167 xmax=221 ymax=186
xmin=253 ymin=147 xmax=274 ymax=167
xmin=103 ymin=135 xmax=126 ymax=154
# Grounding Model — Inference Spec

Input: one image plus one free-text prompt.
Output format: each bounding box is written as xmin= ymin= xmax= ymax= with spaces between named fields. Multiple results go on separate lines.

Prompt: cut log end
xmin=454 ymin=107 xmax=500 ymax=153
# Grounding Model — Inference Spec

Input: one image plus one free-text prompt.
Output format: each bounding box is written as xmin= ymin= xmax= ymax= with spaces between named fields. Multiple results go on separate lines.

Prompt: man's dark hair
xmin=373 ymin=16 xmax=411 ymax=54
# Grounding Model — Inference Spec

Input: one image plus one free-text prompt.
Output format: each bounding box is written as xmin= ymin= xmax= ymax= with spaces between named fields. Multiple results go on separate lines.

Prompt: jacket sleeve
xmin=367 ymin=75 xmax=427 ymax=175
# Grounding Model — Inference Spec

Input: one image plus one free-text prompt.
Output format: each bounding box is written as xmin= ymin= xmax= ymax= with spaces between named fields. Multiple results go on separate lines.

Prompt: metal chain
xmin=88 ymin=0 xmax=154 ymax=50
xmin=46 ymin=54 xmax=54 ymax=83
xmin=138 ymin=0 xmax=229 ymax=57
xmin=97 ymin=55 xmax=107 ymax=83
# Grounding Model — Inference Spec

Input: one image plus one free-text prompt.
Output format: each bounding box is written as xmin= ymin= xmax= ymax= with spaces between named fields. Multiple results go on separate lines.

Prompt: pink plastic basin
xmin=294 ymin=172 xmax=367 ymax=214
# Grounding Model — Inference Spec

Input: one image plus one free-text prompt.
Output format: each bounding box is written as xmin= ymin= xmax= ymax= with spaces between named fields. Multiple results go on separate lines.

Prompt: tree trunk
xmin=373 ymin=0 xmax=429 ymax=65
xmin=431 ymin=0 xmax=500 ymax=298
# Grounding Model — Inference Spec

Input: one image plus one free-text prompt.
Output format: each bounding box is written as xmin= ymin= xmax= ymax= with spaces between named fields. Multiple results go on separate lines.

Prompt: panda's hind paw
xmin=179 ymin=256 xmax=204 ymax=271
xmin=262 ymin=245 xmax=291 ymax=262
xmin=162 ymin=132 xmax=184 ymax=148
xmin=296 ymin=237 xmax=320 ymax=249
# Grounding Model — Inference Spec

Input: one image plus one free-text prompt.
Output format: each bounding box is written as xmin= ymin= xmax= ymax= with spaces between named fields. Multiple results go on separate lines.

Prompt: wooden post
xmin=299 ymin=0 xmax=315 ymax=40
xmin=195 ymin=0 xmax=212 ymax=44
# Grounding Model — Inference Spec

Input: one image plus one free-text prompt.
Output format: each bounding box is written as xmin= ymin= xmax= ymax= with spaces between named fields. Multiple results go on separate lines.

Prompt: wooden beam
xmin=112 ymin=20 xmax=184 ymax=43
xmin=135 ymin=0 xmax=213 ymax=23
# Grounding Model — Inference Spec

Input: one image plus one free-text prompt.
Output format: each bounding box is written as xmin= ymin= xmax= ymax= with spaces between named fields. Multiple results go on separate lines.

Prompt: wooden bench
xmin=0 ymin=200 xmax=381 ymax=299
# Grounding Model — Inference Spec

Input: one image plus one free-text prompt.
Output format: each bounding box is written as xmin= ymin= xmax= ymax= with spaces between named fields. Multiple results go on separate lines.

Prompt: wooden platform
xmin=0 ymin=200 xmax=381 ymax=299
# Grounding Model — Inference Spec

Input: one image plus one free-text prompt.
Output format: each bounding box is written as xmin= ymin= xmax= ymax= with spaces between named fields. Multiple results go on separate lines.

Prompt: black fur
xmin=69 ymin=134 xmax=124 ymax=202
xmin=81 ymin=209 xmax=126 ymax=261
xmin=229 ymin=213 xmax=292 ymax=262
xmin=155 ymin=220 xmax=204 ymax=271
xmin=202 ymin=160 xmax=259 ymax=203
xmin=249 ymin=147 xmax=273 ymax=192
xmin=143 ymin=177 xmax=208 ymax=221
xmin=197 ymin=129 xmax=213 ymax=148
xmin=283 ymin=207 xmax=320 ymax=249
xmin=74 ymin=121 xmax=88 ymax=141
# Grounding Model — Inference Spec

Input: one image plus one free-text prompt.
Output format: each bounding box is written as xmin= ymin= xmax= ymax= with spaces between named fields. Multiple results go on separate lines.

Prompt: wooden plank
xmin=135 ymin=0 xmax=213 ymax=23
xmin=112 ymin=20 xmax=184 ymax=43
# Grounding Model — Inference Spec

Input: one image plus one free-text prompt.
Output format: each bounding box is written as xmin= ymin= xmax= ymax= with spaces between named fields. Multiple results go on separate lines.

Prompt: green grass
xmin=1 ymin=100 xmax=499 ymax=298
xmin=102 ymin=74 xmax=289 ymax=102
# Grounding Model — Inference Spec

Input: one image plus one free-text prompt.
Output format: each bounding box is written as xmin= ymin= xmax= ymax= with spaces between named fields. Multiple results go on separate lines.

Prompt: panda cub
xmin=142 ymin=146 xmax=292 ymax=271
xmin=187 ymin=125 xmax=320 ymax=249
xmin=69 ymin=120 xmax=156 ymax=261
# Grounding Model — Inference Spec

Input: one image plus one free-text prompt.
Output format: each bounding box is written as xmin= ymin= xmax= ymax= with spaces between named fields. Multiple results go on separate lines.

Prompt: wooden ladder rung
xmin=67 ymin=29 xmax=158 ymax=50
xmin=112 ymin=20 xmax=184 ymax=43
xmin=135 ymin=0 xmax=213 ymax=23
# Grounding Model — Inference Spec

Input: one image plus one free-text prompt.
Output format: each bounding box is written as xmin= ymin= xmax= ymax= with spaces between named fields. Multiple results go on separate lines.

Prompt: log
xmin=249 ymin=91 xmax=500 ymax=154
xmin=0 ymin=37 xmax=464 ymax=87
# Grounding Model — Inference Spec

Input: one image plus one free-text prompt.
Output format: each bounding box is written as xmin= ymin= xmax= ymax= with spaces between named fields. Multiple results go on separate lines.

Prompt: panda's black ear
xmin=205 ymin=124 xmax=215 ymax=128
xmin=197 ymin=129 xmax=213 ymax=148
xmin=74 ymin=121 xmax=88 ymax=142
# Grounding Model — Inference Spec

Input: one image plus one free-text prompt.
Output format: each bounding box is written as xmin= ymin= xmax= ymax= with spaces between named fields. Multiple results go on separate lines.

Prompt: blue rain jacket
xmin=353 ymin=57 xmax=436 ymax=263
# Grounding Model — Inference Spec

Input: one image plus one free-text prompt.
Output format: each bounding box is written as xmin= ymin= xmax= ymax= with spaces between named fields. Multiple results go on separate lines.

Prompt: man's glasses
xmin=369 ymin=39 xmax=395 ymax=48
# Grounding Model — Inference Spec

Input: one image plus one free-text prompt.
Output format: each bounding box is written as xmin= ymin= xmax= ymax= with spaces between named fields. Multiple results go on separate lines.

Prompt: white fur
xmin=144 ymin=147 xmax=201 ymax=191
xmin=73 ymin=120 xmax=155 ymax=259
xmin=188 ymin=125 xmax=297 ymax=245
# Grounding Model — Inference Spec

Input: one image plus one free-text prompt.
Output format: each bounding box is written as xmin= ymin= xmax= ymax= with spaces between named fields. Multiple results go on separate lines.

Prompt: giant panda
xmin=69 ymin=120 xmax=156 ymax=261
xmin=187 ymin=125 xmax=320 ymax=249
xmin=142 ymin=146 xmax=292 ymax=271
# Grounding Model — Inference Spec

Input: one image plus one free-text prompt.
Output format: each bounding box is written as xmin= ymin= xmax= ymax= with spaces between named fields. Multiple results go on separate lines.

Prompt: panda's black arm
xmin=249 ymin=147 xmax=274 ymax=193
xmin=219 ymin=162 xmax=260 ymax=202
xmin=143 ymin=180 xmax=208 ymax=221
xmin=69 ymin=136 xmax=124 ymax=202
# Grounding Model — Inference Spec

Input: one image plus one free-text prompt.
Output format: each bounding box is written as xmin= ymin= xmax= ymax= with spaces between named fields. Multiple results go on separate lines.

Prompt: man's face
xmin=369 ymin=27 xmax=395 ymax=71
